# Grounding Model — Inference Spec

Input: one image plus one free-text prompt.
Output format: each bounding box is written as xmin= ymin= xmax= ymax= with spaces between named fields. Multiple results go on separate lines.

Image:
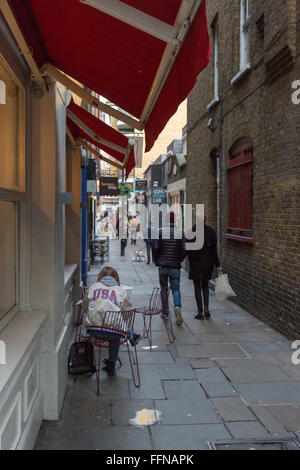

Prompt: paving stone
xmin=133 ymin=351 xmax=175 ymax=364
xmin=154 ymin=399 xmax=220 ymax=425
xmin=129 ymin=377 xmax=166 ymax=400
xmin=201 ymin=382 xmax=238 ymax=398
xmin=271 ymin=351 xmax=295 ymax=365
xmin=67 ymin=375 xmax=131 ymax=400
xmin=211 ymin=397 xmax=256 ymax=422
xmin=177 ymin=343 xmax=247 ymax=360
xmin=162 ymin=380 xmax=206 ymax=400
xmin=240 ymin=342 xmax=286 ymax=353
xmin=226 ymin=421 xmax=270 ymax=439
xmin=151 ymin=424 xmax=231 ymax=450
xmin=251 ymin=405 xmax=297 ymax=438
xmin=36 ymin=424 xmax=152 ymax=450
xmin=189 ymin=359 xmax=216 ymax=369
xmin=142 ymin=363 xmax=196 ymax=380
xmin=234 ymin=383 xmax=300 ymax=405
xmin=215 ymin=354 xmax=280 ymax=367
xmin=226 ymin=331 xmax=285 ymax=343
xmin=265 ymin=405 xmax=300 ymax=432
xmin=112 ymin=399 xmax=155 ymax=426
xmin=195 ymin=368 xmax=227 ymax=383
xmin=193 ymin=334 xmax=232 ymax=343
xmin=221 ymin=366 xmax=293 ymax=384
xmin=61 ymin=396 xmax=112 ymax=425
xmin=280 ymin=365 xmax=300 ymax=381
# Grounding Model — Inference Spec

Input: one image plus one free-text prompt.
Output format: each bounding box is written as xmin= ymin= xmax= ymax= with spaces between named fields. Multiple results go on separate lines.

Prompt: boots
xmin=195 ymin=312 xmax=205 ymax=320
xmin=102 ymin=359 xmax=115 ymax=376
xmin=204 ymin=307 xmax=211 ymax=319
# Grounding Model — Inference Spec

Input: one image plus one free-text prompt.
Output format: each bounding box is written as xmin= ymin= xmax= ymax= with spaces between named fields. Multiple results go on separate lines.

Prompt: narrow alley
xmin=35 ymin=240 xmax=300 ymax=451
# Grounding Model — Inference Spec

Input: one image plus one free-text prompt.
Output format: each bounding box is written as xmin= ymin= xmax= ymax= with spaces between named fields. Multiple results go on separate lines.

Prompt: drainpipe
xmin=217 ymin=76 xmax=225 ymax=260
xmin=81 ymin=158 xmax=87 ymax=287
xmin=216 ymin=152 xmax=221 ymax=256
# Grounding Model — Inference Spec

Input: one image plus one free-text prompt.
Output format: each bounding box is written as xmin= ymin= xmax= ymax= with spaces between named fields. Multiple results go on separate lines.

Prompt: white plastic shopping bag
xmin=215 ymin=273 xmax=237 ymax=302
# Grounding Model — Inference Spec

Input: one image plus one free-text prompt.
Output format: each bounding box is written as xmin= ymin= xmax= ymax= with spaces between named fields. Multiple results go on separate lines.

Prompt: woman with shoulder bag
xmin=186 ymin=216 xmax=222 ymax=320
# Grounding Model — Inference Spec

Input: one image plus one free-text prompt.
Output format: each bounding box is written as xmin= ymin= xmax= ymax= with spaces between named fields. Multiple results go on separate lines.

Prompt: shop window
xmin=0 ymin=58 xmax=25 ymax=323
xmin=0 ymin=202 xmax=17 ymax=320
xmin=227 ymin=137 xmax=254 ymax=243
xmin=0 ymin=57 xmax=25 ymax=191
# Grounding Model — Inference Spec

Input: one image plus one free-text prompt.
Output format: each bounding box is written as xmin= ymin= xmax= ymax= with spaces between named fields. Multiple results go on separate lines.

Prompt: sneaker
xmin=130 ymin=333 xmax=142 ymax=347
xmin=195 ymin=313 xmax=205 ymax=320
xmin=160 ymin=313 xmax=169 ymax=320
xmin=175 ymin=306 xmax=183 ymax=326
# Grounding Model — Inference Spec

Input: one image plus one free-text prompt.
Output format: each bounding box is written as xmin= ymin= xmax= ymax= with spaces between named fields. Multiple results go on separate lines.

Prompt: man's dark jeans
xmin=159 ymin=267 xmax=181 ymax=315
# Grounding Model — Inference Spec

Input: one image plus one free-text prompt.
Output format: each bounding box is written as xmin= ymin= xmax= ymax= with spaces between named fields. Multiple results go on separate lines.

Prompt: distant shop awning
xmin=67 ymin=100 xmax=135 ymax=176
xmin=6 ymin=0 xmax=210 ymax=160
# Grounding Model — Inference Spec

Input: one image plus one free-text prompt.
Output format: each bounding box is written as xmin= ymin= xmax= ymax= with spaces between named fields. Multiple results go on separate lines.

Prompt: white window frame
xmin=214 ymin=22 xmax=219 ymax=101
xmin=231 ymin=0 xmax=251 ymax=86
xmin=240 ymin=0 xmax=250 ymax=70
xmin=207 ymin=21 xmax=220 ymax=110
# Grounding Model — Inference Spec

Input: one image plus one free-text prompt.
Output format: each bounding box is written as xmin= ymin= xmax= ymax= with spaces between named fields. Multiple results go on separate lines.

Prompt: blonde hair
xmin=96 ymin=266 xmax=120 ymax=285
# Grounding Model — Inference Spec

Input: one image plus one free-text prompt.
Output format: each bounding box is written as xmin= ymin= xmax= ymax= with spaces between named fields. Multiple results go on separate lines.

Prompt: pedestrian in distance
xmin=152 ymin=212 xmax=186 ymax=326
xmin=129 ymin=216 xmax=138 ymax=245
xmin=143 ymin=222 xmax=155 ymax=264
xmin=186 ymin=215 xmax=222 ymax=320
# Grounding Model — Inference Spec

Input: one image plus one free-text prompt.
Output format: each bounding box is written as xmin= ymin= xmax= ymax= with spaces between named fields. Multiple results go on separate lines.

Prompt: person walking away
xmin=83 ymin=266 xmax=141 ymax=376
xmin=186 ymin=216 xmax=222 ymax=320
xmin=129 ymin=216 xmax=138 ymax=245
xmin=143 ymin=223 xmax=155 ymax=264
xmin=152 ymin=212 xmax=186 ymax=326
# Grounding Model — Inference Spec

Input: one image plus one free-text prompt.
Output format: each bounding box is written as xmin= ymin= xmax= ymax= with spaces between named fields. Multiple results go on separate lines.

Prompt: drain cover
xmin=208 ymin=439 xmax=300 ymax=450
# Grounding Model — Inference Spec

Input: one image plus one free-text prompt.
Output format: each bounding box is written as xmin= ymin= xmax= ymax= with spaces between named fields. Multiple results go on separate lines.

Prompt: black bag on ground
xmin=68 ymin=341 xmax=95 ymax=375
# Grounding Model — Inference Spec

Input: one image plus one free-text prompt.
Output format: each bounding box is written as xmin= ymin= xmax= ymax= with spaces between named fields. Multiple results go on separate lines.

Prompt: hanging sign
xmin=99 ymin=177 xmax=120 ymax=196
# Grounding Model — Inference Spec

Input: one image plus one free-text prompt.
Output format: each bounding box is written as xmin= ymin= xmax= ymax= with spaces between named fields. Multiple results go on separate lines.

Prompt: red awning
xmin=8 ymin=0 xmax=210 ymax=159
xmin=67 ymin=100 xmax=135 ymax=177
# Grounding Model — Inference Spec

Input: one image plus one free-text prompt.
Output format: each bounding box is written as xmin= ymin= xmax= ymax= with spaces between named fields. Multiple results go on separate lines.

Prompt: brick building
xmin=187 ymin=0 xmax=300 ymax=338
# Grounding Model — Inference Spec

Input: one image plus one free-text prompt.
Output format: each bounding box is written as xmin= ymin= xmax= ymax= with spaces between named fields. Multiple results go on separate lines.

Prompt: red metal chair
xmin=76 ymin=309 xmax=140 ymax=395
xmin=136 ymin=287 xmax=175 ymax=348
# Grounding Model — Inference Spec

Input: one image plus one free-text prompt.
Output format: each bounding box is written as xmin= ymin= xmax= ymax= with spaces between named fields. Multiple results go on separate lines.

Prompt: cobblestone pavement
xmin=35 ymin=239 xmax=300 ymax=450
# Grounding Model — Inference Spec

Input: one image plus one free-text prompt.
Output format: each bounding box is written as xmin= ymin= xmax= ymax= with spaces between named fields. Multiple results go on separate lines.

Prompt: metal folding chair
xmin=76 ymin=309 xmax=140 ymax=395
xmin=136 ymin=287 xmax=175 ymax=348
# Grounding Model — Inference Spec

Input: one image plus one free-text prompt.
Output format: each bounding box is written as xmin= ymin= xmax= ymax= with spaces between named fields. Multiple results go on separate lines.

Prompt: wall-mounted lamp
xmin=0 ymin=80 xmax=6 ymax=104
xmin=208 ymin=118 xmax=216 ymax=132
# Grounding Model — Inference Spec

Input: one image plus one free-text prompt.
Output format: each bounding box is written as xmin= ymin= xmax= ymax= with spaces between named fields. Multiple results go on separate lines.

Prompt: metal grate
xmin=208 ymin=439 xmax=300 ymax=451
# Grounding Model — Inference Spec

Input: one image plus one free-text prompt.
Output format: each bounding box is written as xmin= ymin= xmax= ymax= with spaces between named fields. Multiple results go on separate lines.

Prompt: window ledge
xmin=231 ymin=64 xmax=251 ymax=87
xmin=0 ymin=311 xmax=47 ymax=395
xmin=64 ymin=263 xmax=78 ymax=287
xmin=207 ymin=96 xmax=220 ymax=111
xmin=226 ymin=233 xmax=254 ymax=244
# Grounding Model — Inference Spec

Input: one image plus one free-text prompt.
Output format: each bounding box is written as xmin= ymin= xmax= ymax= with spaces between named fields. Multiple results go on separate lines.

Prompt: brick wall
xmin=187 ymin=0 xmax=300 ymax=339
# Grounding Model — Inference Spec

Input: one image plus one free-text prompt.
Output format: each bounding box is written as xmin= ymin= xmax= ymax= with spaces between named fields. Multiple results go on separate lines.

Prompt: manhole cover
xmin=208 ymin=439 xmax=300 ymax=451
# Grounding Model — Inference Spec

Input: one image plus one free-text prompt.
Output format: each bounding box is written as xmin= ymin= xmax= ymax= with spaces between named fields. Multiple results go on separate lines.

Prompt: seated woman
xmin=83 ymin=266 xmax=141 ymax=376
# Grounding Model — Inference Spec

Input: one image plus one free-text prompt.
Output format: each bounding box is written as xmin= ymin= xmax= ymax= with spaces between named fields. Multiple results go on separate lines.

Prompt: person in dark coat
xmin=186 ymin=216 xmax=222 ymax=320
xmin=152 ymin=212 xmax=186 ymax=326
xmin=143 ymin=223 xmax=155 ymax=264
